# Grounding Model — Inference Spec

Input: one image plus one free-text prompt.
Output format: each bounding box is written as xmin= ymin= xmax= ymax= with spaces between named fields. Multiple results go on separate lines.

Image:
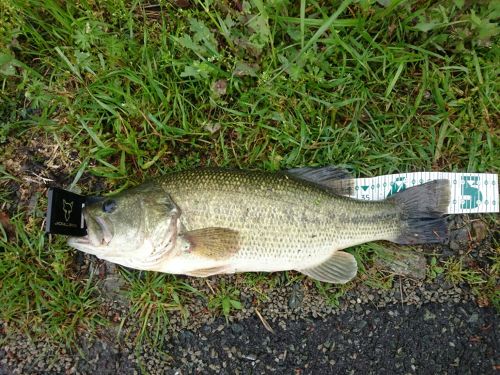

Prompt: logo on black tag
xmin=46 ymin=188 xmax=87 ymax=236
xmin=62 ymin=199 xmax=74 ymax=221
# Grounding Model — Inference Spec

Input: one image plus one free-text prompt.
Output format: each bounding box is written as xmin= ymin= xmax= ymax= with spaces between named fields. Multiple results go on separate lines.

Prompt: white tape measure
xmin=349 ymin=173 xmax=498 ymax=214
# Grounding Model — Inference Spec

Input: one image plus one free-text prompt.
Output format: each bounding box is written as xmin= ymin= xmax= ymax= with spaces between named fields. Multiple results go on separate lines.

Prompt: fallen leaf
xmin=174 ymin=0 xmax=191 ymax=8
xmin=204 ymin=122 xmax=221 ymax=134
xmin=414 ymin=21 xmax=440 ymax=32
xmin=471 ymin=220 xmax=488 ymax=242
xmin=0 ymin=211 xmax=15 ymax=240
xmin=376 ymin=0 xmax=391 ymax=7
xmin=234 ymin=61 xmax=259 ymax=77
xmin=476 ymin=294 xmax=489 ymax=307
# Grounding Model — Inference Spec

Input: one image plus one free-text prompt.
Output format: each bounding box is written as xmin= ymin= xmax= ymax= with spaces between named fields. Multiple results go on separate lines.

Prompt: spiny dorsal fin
xmin=180 ymin=227 xmax=240 ymax=260
xmin=286 ymin=166 xmax=354 ymax=196
xmin=298 ymin=251 xmax=358 ymax=284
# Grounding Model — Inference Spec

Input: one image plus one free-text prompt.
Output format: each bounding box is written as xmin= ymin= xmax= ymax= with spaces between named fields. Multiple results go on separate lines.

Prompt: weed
xmin=314 ymin=281 xmax=353 ymax=308
xmin=241 ymin=273 xmax=274 ymax=304
xmin=443 ymin=258 xmax=487 ymax=286
xmin=349 ymin=243 xmax=396 ymax=289
xmin=427 ymin=256 xmax=445 ymax=281
xmin=442 ymin=254 xmax=500 ymax=310
xmin=207 ymin=279 xmax=243 ymax=322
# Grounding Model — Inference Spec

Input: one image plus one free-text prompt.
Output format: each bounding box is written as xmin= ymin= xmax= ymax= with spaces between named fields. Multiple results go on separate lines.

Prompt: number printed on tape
xmin=350 ymin=173 xmax=499 ymax=214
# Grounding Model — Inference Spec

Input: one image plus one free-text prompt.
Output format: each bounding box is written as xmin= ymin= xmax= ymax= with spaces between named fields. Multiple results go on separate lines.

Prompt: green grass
xmin=0 ymin=211 xmax=106 ymax=346
xmin=0 ymin=0 xmax=499 ymax=345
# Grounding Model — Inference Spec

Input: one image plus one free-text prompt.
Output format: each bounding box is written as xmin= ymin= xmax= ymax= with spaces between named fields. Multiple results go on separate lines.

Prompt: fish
xmin=68 ymin=167 xmax=450 ymax=284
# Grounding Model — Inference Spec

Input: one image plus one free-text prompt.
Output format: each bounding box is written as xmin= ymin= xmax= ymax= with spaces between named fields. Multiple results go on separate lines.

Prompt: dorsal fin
xmin=298 ymin=251 xmax=358 ymax=284
xmin=180 ymin=227 xmax=240 ymax=260
xmin=286 ymin=166 xmax=354 ymax=195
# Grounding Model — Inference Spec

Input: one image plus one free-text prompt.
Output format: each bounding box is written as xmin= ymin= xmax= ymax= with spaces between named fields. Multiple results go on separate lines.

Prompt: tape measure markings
xmin=349 ymin=173 xmax=498 ymax=214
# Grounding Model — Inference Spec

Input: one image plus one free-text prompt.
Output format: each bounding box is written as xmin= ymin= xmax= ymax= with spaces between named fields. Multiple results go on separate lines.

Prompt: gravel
xmin=1 ymin=284 xmax=497 ymax=374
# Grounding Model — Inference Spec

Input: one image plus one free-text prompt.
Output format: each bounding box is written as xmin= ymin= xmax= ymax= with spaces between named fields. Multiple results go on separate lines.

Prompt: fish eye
xmin=102 ymin=199 xmax=117 ymax=213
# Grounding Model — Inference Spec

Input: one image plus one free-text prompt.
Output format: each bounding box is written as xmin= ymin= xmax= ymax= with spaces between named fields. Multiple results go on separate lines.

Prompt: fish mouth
xmin=67 ymin=211 xmax=113 ymax=251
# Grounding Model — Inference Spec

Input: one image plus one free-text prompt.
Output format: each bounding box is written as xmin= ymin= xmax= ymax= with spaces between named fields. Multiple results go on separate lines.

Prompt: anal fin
xmin=298 ymin=251 xmax=358 ymax=284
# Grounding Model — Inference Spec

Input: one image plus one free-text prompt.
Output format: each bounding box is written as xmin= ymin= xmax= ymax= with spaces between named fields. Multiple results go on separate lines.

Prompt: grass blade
xmin=300 ymin=0 xmax=352 ymax=57
xmin=300 ymin=0 xmax=306 ymax=49
xmin=385 ymin=62 xmax=405 ymax=97
xmin=54 ymin=46 xmax=81 ymax=80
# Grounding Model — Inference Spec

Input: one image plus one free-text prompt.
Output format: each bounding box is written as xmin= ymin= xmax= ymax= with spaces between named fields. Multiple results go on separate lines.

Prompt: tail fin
xmin=388 ymin=180 xmax=450 ymax=245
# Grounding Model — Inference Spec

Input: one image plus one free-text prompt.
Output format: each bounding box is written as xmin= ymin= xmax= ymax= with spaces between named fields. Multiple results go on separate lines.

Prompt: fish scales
xmin=159 ymin=169 xmax=402 ymax=271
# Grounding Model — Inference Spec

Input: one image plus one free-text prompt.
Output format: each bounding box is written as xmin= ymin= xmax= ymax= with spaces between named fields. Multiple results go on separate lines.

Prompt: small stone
xmin=467 ymin=313 xmax=479 ymax=324
xmin=423 ymin=309 xmax=436 ymax=321
xmin=288 ymin=284 xmax=303 ymax=309
xmin=231 ymin=323 xmax=244 ymax=335
xmin=178 ymin=330 xmax=195 ymax=346
xmin=449 ymin=227 xmax=469 ymax=250
xmin=242 ymin=354 xmax=257 ymax=361
xmin=354 ymin=320 xmax=367 ymax=332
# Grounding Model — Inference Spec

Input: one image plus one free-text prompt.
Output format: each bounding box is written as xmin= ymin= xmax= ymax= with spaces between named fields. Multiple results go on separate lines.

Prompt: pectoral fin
xmin=180 ymin=227 xmax=240 ymax=260
xmin=299 ymin=251 xmax=358 ymax=284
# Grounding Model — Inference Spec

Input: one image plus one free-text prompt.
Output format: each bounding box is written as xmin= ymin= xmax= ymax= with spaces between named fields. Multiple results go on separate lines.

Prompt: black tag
xmin=46 ymin=188 xmax=87 ymax=236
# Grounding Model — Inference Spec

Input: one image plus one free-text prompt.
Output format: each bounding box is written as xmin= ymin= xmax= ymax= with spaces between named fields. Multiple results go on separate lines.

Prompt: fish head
xmin=68 ymin=182 xmax=180 ymax=269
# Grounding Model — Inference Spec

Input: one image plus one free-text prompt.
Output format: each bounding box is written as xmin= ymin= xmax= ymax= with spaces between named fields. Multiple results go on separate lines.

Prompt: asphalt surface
xmin=1 ymin=300 xmax=497 ymax=374
xmin=150 ymin=301 xmax=499 ymax=374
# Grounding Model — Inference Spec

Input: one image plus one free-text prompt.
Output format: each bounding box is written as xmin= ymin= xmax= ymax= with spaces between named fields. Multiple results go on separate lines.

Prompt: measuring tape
xmin=349 ymin=173 xmax=498 ymax=214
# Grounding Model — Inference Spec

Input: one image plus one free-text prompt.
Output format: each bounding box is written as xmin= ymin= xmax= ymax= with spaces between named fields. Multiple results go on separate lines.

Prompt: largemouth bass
xmin=68 ymin=167 xmax=450 ymax=283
